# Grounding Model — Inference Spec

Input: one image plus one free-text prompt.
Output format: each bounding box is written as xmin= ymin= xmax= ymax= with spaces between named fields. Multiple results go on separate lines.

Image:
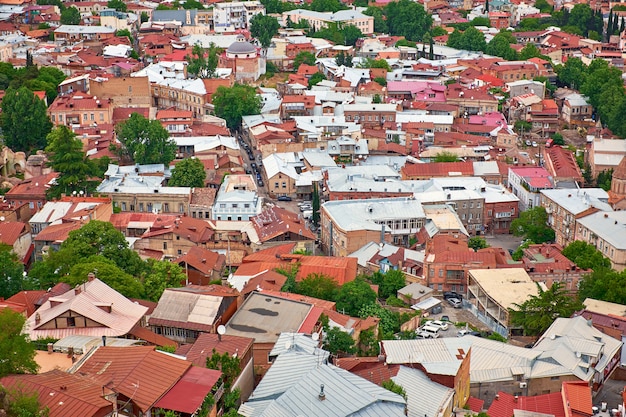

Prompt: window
xmin=282 ymin=182 xmax=287 ymax=188
xmin=177 ymin=249 xmax=182 ymax=255
xmin=477 ymin=202 xmax=481 ymax=208
xmin=83 ymin=113 xmax=88 ymax=121
xmin=67 ymin=317 xmax=75 ymax=327
xmin=147 ymin=203 xmax=153 ymax=212
xmin=463 ymin=203 xmax=467 ymax=209
xmin=179 ymin=204 xmax=184 ymax=213
xmin=488 ymin=210 xmax=492 ymax=216
xmin=470 ymin=202 xmax=473 ymax=208
xmin=130 ymin=204 xmax=135 ymax=211
xmin=121 ymin=202 xmax=127 ymax=211
xmin=439 ymin=269 xmax=443 ymax=277
xmin=51 ymin=115 xmax=55 ymax=122
xmin=164 ymin=203 xmax=169 ymax=212
xmin=90 ymin=113 xmax=94 ymax=121
xmin=163 ymin=242 xmax=167 ymax=250
xmin=232 ymin=204 xmax=238 ymax=208
xmin=220 ymin=204 xmax=226 ymax=208
xmin=99 ymin=113 xmax=104 ymax=121
xmin=139 ymin=203 xmax=144 ymax=212
xmin=275 ymin=182 xmax=279 ymax=188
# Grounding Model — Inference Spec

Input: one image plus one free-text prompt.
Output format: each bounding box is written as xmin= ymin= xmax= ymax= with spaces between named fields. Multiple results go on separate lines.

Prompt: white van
xmin=420 ymin=324 xmax=440 ymax=338
xmin=302 ymin=210 xmax=313 ymax=220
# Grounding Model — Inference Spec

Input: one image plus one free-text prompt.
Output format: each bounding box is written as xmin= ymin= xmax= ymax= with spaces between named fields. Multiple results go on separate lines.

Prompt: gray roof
xmin=322 ymin=197 xmax=426 ymax=232
xmin=241 ymin=351 xmax=406 ymax=417
xmin=225 ymin=292 xmax=314 ymax=343
xmin=540 ymin=188 xmax=612 ymax=215
xmin=577 ymin=211 xmax=626 ymax=249
xmin=149 ymin=288 xmax=224 ymax=328
xmin=228 ymin=38 xmax=257 ymax=54
xmin=393 ymin=366 xmax=454 ymax=417
xmin=382 ymin=338 xmax=473 ymax=376
xmin=269 ymin=333 xmax=327 ymax=358
xmin=152 ymin=9 xmax=199 ymax=25
xmin=398 ymin=282 xmax=433 ymax=298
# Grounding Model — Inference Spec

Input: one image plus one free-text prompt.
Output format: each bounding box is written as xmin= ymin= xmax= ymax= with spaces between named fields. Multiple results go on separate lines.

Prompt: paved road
xmin=484 ymin=234 xmax=524 ymax=252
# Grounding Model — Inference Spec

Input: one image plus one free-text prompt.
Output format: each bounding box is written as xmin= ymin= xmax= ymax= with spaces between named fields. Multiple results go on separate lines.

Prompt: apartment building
xmin=508 ymin=166 xmax=555 ymax=211
xmin=48 ymin=93 xmax=113 ymax=128
xmin=213 ymin=1 xmax=264 ymax=32
xmin=283 ymin=9 xmax=374 ymax=34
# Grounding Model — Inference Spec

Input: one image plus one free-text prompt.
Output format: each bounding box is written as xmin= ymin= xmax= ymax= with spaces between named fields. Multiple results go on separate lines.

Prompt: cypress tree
xmin=621 ymin=17 xmax=625 ymax=34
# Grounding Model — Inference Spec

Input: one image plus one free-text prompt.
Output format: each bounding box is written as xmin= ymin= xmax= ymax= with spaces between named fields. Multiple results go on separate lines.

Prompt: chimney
xmin=318 ymin=384 xmax=326 ymax=401
xmin=88 ymin=272 xmax=96 ymax=282
xmin=102 ymin=335 xmax=106 ymax=347
xmin=201 ymin=258 xmax=207 ymax=263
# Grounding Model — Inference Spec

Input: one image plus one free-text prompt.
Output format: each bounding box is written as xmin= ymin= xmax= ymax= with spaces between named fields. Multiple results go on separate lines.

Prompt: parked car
xmin=257 ymin=179 xmax=264 ymax=187
xmin=250 ymin=162 xmax=257 ymax=170
xmin=416 ymin=331 xmax=433 ymax=339
xmin=443 ymin=291 xmax=462 ymax=300
xmin=419 ymin=324 xmax=440 ymax=338
xmin=429 ymin=320 xmax=449 ymax=331
xmin=300 ymin=204 xmax=312 ymax=212
xmin=441 ymin=315 xmax=450 ymax=322
xmin=298 ymin=201 xmax=312 ymax=207
xmin=532 ymin=141 xmax=538 ymax=147
xmin=457 ymin=329 xmax=481 ymax=337
xmin=302 ymin=210 xmax=313 ymax=219
xmin=447 ymin=298 xmax=462 ymax=308
xmin=277 ymin=196 xmax=292 ymax=201
xmin=525 ymin=140 xmax=531 ymax=146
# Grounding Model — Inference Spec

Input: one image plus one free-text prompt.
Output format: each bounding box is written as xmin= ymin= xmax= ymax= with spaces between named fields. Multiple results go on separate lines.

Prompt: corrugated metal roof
xmin=154 ymin=366 xmax=222 ymax=414
xmin=149 ymin=289 xmax=224 ymax=330
xmin=270 ymin=333 xmax=323 ymax=357
xmin=393 ymin=366 xmax=454 ymax=417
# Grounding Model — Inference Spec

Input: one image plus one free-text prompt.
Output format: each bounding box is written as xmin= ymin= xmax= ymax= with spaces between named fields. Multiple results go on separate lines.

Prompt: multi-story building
xmin=156 ymin=109 xmax=193 ymax=135
xmin=444 ymin=84 xmax=498 ymax=116
xmin=283 ymin=9 xmax=374 ymax=34
xmin=54 ymin=25 xmax=116 ymax=42
xmin=589 ymin=137 xmax=626 ymax=178
xmin=508 ymin=166 xmax=555 ymax=211
xmin=320 ymin=197 xmax=427 ymax=257
xmin=540 ymin=188 xmax=610 ymax=247
xmin=48 ymin=93 xmax=113 ymax=128
xmin=343 ymin=103 xmax=398 ymax=129
xmin=575 ymin=211 xmax=626 ymax=271
xmin=212 ymin=175 xmax=262 ymax=221
xmin=96 ymin=164 xmax=192 ymax=215
xmin=88 ymin=75 xmax=152 ymax=108
xmin=213 ymin=1 xmax=264 ymax=32
xmin=561 ymin=93 xmax=593 ymax=126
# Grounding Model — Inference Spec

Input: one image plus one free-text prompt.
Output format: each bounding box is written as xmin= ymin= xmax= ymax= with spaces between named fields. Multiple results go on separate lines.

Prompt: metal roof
xmin=393 ymin=366 xmax=455 ymax=417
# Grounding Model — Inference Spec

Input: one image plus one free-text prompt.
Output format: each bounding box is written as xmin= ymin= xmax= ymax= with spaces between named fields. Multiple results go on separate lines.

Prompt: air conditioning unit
xmin=519 ymin=382 xmax=527 ymax=389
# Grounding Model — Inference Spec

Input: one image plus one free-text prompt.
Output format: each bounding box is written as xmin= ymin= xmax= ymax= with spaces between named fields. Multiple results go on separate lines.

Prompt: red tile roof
xmin=74 ymin=346 xmax=191 ymax=413
xmin=128 ymin=323 xmax=179 ymax=348
xmin=0 ymin=370 xmax=114 ymax=417
xmin=173 ymin=246 xmax=225 ymax=276
xmin=33 ymin=222 xmax=82 ymax=243
xmin=488 ymin=391 xmax=565 ymax=417
xmin=0 ymin=221 xmax=26 ymax=246
xmin=7 ymin=290 xmax=46 ymax=316
xmin=112 ymin=107 xmax=149 ymax=124
xmin=335 ymin=357 xmax=400 ymax=385
xmin=298 ymin=305 xmax=324 ymax=333
xmin=466 ymin=396 xmax=485 ymax=412
xmin=243 ymin=243 xmax=297 ymax=261
xmin=5 ymin=172 xmax=58 ymax=199
xmin=154 ymin=366 xmax=222 ymax=414
xmin=251 ymin=206 xmax=316 ymax=243
xmin=177 ymin=333 xmax=254 ymax=367
xmin=402 ymin=161 xmax=474 ymax=178
xmin=241 ymin=269 xmax=287 ymax=295
xmin=562 ymin=381 xmax=593 ymax=417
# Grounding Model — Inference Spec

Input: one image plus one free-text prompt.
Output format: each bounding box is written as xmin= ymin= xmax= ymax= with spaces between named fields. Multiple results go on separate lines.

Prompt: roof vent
xmin=318 ymin=384 xmax=326 ymax=401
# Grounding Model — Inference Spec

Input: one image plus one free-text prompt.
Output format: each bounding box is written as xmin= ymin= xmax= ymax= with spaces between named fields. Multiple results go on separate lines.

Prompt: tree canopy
xmin=1 ymin=86 xmax=52 ymax=153
xmin=186 ymin=43 xmax=221 ymax=79
xmin=511 ymin=207 xmax=555 ymax=244
xmin=0 ymin=309 xmax=38 ymax=377
xmin=562 ymin=241 xmax=611 ymax=270
xmin=323 ymin=326 xmax=356 ymax=355
xmin=250 ymin=14 xmax=280 ymax=49
xmin=433 ymin=151 xmax=458 ymax=162
xmin=0 ymin=244 xmax=27 ymax=299
xmin=336 ymin=277 xmax=377 ymax=316
xmin=295 ymin=273 xmax=339 ymax=301
xmin=169 ymin=157 xmax=206 ymax=188
xmin=60 ymin=6 xmax=80 ymax=25
xmin=45 ymin=126 xmax=98 ymax=200
xmin=509 ymin=282 xmax=583 ymax=336
xmin=293 ymin=51 xmax=316 ymax=71
xmin=468 ymin=236 xmax=490 ymax=252
xmin=447 ymin=27 xmax=486 ymax=52
xmin=107 ymin=0 xmax=127 ymax=11
xmin=370 ymin=270 xmax=406 ymax=299
xmin=212 ymin=84 xmax=262 ymax=130
xmin=115 ymin=113 xmax=177 ymax=165
xmin=383 ymin=0 xmax=432 ymax=41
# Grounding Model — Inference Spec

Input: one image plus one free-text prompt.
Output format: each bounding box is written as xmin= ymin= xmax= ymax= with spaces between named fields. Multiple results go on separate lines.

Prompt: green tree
xmin=534 ymin=0 xmax=552 ymax=13
xmin=514 ymin=119 xmax=532 ymax=135
xmin=384 ymin=0 xmax=432 ymax=41
xmin=293 ymin=51 xmax=316 ymax=70
xmin=60 ymin=6 xmax=80 ymax=25
xmin=509 ymin=282 xmax=583 ymax=336
xmin=310 ymin=0 xmax=347 ymax=12
xmin=116 ymin=113 xmax=176 ymax=165
xmin=115 ymin=28 xmax=132 ymax=43
xmin=578 ymin=268 xmax=626 ymax=304
xmin=556 ymin=57 xmax=585 ymax=89
xmin=312 ymin=182 xmax=320 ymax=225
xmin=107 ymin=0 xmax=127 ymax=11
xmin=468 ymin=236 xmax=489 ymax=252
xmin=186 ymin=43 xmax=221 ymax=78
xmin=277 ymin=263 xmax=299 ymax=292
xmin=336 ymin=277 xmax=377 ymax=316
xmin=169 ymin=158 xmax=206 ymax=187
xmin=511 ymin=207 xmax=555 ymax=243
xmin=0 ymin=244 xmax=26 ymax=299
xmin=568 ymin=3 xmax=593 ymax=36
xmin=378 ymin=270 xmax=406 ymax=299
xmin=342 ymin=24 xmax=363 ymax=46
xmin=295 ymin=273 xmax=339 ymax=301
xmin=486 ymin=32 xmax=518 ymax=60
xmin=206 ymin=349 xmax=241 ymax=390
xmin=141 ymin=11 xmax=149 ymax=23
xmin=562 ymin=241 xmax=611 ymax=270
xmin=323 ymin=326 xmax=356 ymax=355
xmin=0 ymin=309 xmax=38 ymax=377
xmin=361 ymin=57 xmax=392 ymax=71
xmin=434 ymin=151 xmax=458 ymax=162
xmin=596 ymin=169 xmax=613 ymax=191
xmin=45 ymin=126 xmax=97 ymax=200
xmin=358 ymin=303 xmax=402 ymax=338
xmin=382 ymin=380 xmax=406 ymax=399
xmin=363 ymin=6 xmax=387 ymax=33
xmin=250 ymin=14 xmax=280 ymax=50
xmin=66 ymin=257 xmax=144 ymax=299
xmin=182 ymin=0 xmax=203 ymax=8
xmin=358 ymin=328 xmax=379 ymax=356
xmin=519 ymin=43 xmax=543 ymax=60
xmin=374 ymin=76 xmax=387 ymax=86
xmin=212 ymin=84 xmax=262 ymax=130
xmin=142 ymin=259 xmax=186 ymax=302
xmin=551 ymin=132 xmax=564 ymax=146
xmin=1 ymin=385 xmax=49 ymax=417
xmin=1 ymin=86 xmax=52 ymax=153
xmin=308 ymin=72 xmax=326 ymax=88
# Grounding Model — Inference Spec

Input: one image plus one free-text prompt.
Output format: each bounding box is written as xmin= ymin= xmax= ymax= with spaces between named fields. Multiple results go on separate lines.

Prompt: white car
xmin=429 ymin=320 xmax=449 ymax=331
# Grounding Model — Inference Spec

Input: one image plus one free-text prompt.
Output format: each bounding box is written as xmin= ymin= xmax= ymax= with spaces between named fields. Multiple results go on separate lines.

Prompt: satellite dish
xmin=284 ymin=341 xmax=292 ymax=350
xmin=217 ymin=325 xmax=226 ymax=335
xmin=0 ymin=216 xmax=5 ymax=222
xmin=311 ymin=333 xmax=320 ymax=342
